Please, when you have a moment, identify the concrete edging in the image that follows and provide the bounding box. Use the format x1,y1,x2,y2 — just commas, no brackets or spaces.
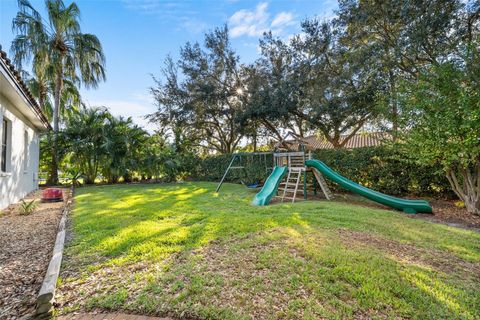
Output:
36,186,74,316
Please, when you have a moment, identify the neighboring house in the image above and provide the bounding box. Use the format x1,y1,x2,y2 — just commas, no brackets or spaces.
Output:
0,48,51,209
284,132,390,151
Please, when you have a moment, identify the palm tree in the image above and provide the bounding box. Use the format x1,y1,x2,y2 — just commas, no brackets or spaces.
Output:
65,107,109,184
11,0,106,184
27,73,81,122
101,115,148,183
26,74,53,118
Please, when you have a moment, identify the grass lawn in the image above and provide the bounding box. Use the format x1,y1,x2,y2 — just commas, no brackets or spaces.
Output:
57,182,480,319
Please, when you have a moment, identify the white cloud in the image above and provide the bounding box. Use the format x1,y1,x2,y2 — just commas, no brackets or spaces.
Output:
122,0,198,18
122,0,208,35
271,12,295,27
180,17,210,35
229,2,270,38
130,92,155,104
121,0,165,14
310,0,338,22
85,96,158,132
228,2,296,38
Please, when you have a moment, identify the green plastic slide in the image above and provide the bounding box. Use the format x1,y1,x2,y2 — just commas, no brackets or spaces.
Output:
306,159,432,214
252,166,288,206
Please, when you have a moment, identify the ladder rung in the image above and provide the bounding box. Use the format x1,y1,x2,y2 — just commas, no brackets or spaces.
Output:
279,188,314,193
229,166,244,169
282,196,304,200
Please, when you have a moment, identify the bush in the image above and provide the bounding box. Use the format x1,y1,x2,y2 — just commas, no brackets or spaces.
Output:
314,146,451,197
196,153,274,186
195,147,452,197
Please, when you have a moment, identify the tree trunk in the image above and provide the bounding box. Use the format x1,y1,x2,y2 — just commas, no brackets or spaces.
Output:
38,86,46,114
48,64,63,185
252,126,257,152
331,130,342,149
445,163,480,215
389,70,398,140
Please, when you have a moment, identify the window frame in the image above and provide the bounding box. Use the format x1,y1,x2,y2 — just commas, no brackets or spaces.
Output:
24,130,29,172
1,118,8,173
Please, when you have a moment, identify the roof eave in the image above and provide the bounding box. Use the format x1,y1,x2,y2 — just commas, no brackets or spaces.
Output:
0,47,52,131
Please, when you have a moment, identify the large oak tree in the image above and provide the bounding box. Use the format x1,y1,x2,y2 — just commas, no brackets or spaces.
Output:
149,25,247,154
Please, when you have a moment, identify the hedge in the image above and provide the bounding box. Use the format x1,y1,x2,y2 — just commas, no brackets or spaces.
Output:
196,153,273,186
194,146,452,197
313,147,451,197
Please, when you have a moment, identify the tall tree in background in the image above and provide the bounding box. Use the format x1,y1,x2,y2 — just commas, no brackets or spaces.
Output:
27,76,81,122
240,18,381,149
101,115,148,183
396,1,480,214
292,18,382,148
11,0,106,184
239,33,312,143
149,25,246,154
64,107,109,184
338,0,463,135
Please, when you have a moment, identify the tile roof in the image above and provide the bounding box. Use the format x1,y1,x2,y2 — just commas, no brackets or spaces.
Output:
0,45,51,130
287,132,390,150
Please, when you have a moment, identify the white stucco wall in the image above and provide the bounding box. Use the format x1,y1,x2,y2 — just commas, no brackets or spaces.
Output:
0,93,40,210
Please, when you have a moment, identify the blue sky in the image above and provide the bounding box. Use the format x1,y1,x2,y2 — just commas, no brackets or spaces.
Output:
0,0,337,131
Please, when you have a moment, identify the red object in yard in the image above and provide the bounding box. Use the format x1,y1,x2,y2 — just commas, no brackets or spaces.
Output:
41,188,63,202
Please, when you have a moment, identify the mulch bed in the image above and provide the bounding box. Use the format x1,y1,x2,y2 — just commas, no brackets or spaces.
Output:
0,188,68,319
411,198,480,230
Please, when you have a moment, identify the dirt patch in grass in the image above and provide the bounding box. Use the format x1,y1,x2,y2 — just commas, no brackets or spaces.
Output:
57,228,479,319
269,192,480,231
57,232,341,319
152,233,331,319
154,230,479,319
336,228,480,279
0,188,68,319
332,193,480,231
57,259,153,315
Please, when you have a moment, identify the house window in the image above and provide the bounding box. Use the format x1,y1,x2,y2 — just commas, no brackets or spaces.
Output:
1,119,8,172
24,130,29,171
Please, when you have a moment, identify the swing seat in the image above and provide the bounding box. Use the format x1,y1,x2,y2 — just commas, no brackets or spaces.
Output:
216,152,272,192
240,180,263,189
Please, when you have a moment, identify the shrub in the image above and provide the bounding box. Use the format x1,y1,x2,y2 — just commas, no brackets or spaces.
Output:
314,146,451,197
196,153,273,186
19,199,37,215
195,147,452,197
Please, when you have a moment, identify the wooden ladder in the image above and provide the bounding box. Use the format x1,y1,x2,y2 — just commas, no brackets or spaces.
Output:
312,169,333,200
281,168,303,203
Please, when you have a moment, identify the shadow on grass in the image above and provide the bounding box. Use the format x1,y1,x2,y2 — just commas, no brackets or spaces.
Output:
68,183,480,268
59,182,480,319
